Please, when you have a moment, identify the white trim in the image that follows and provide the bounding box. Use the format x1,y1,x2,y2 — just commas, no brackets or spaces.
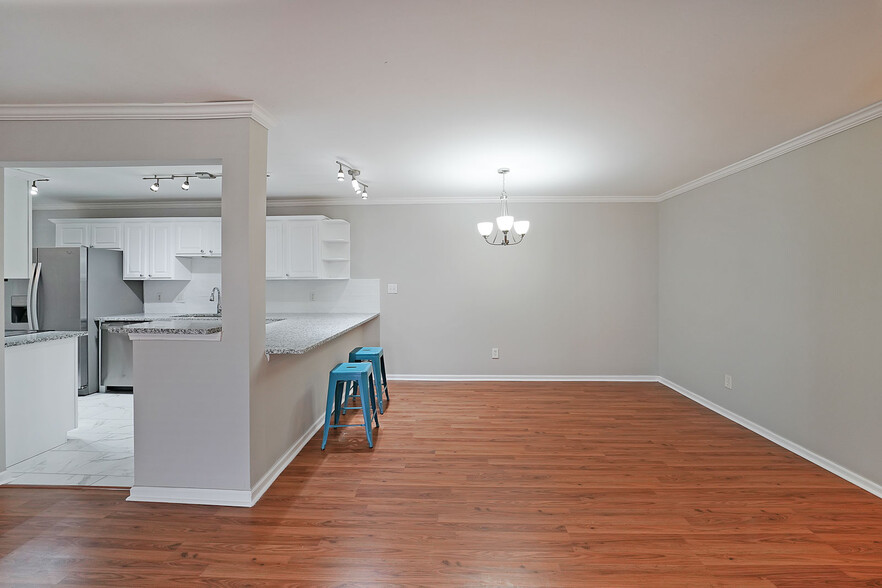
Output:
656,99,882,201
127,485,253,507
658,377,882,500
33,199,223,211
387,374,658,382
0,101,276,129
0,470,21,485
250,415,324,506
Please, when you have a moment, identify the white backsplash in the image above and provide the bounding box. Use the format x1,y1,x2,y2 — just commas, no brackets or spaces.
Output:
266,279,379,314
144,261,379,315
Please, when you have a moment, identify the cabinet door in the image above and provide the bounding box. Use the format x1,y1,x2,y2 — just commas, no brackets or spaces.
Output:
266,220,285,278
56,223,91,247
91,223,122,249
206,219,221,256
123,223,148,279
284,220,319,278
175,222,208,256
4,175,30,279
148,222,174,278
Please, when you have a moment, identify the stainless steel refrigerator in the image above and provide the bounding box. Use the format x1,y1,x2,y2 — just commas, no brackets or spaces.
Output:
26,247,144,395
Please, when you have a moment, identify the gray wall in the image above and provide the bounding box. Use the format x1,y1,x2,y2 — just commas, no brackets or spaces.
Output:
269,201,659,377
659,115,882,485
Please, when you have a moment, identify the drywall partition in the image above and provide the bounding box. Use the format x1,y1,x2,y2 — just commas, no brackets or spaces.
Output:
267,201,660,378
0,170,6,476
658,115,882,490
0,107,269,502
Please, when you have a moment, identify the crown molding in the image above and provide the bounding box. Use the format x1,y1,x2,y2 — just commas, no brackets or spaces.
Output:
0,101,276,129
266,195,657,207
656,99,882,202
31,199,222,211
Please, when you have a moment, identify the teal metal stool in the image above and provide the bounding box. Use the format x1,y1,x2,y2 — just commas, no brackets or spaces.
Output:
321,362,379,450
345,346,390,414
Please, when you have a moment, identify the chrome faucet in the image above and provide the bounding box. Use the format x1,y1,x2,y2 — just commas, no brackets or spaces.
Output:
209,287,222,315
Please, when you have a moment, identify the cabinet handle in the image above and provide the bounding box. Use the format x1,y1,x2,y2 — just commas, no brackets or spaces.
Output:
209,250,213,254
140,273,144,277
201,249,205,253
286,273,290,277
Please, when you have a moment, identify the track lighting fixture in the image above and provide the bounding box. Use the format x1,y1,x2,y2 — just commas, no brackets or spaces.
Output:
143,171,222,193
28,178,49,195
334,161,371,200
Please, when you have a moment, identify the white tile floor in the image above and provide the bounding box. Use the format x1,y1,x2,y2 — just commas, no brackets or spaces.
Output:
3,393,133,487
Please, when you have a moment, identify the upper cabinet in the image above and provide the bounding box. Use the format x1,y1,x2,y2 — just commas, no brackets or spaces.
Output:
53,219,122,250
3,173,31,279
175,220,221,257
122,221,191,280
266,216,350,280
52,215,349,281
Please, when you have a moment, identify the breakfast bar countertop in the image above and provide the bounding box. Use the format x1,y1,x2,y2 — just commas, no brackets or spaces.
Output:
4,331,87,348
265,313,379,355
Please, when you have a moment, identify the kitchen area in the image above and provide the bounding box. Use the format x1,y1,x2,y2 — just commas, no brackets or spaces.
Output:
3,164,379,492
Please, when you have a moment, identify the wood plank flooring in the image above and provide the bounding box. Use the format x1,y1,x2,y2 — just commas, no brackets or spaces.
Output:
2,381,882,586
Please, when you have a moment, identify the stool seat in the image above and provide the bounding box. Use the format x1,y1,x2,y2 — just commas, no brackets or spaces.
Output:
321,362,379,450
346,346,390,414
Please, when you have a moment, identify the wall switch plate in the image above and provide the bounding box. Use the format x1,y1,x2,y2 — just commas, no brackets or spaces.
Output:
387,283,398,294
309,291,317,301
491,347,499,359
724,374,733,390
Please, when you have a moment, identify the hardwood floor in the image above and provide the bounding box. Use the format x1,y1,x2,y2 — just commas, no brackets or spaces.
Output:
2,381,882,586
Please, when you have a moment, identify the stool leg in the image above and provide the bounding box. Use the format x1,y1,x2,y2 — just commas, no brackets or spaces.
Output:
333,381,345,425
371,357,385,414
358,373,374,447
380,355,390,403
369,371,380,428
340,382,350,415
322,377,337,450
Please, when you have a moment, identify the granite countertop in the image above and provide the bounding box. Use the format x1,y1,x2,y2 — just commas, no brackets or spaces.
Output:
265,313,378,355
5,331,87,348
98,312,219,322
121,319,223,336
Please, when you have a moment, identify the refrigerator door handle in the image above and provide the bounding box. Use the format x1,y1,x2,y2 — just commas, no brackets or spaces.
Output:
29,262,42,331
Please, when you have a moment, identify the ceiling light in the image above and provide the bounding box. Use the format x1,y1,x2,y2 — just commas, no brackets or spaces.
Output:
150,177,160,192
477,168,529,246
181,177,190,191
28,179,49,196
361,186,368,199
334,161,370,201
337,163,345,182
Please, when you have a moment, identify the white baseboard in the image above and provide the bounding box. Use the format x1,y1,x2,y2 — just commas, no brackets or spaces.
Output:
0,470,21,485
387,374,658,382
127,485,252,507
249,414,324,506
658,377,882,500
126,415,324,508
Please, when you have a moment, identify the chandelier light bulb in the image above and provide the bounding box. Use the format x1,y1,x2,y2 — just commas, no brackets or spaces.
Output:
513,220,530,235
477,222,494,237
337,164,345,181
351,178,360,191
496,215,514,232
150,179,160,192
181,177,190,191
29,181,38,196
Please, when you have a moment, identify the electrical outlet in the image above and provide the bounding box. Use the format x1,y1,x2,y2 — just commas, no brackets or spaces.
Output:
157,293,162,302
724,374,733,390
387,283,398,294
491,347,499,359
309,291,317,302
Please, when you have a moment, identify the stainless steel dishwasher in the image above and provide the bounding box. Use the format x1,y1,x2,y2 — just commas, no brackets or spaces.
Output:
98,319,139,392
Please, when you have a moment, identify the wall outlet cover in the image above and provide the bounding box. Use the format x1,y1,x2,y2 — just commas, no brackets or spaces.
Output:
387,283,398,294
724,374,733,390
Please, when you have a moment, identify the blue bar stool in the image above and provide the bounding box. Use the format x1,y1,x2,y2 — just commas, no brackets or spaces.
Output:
322,362,379,450
347,346,390,414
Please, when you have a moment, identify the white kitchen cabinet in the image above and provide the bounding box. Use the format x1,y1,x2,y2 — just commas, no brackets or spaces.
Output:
53,219,122,249
123,221,191,280
90,222,123,249
3,173,31,279
175,220,221,257
266,220,286,278
284,220,319,278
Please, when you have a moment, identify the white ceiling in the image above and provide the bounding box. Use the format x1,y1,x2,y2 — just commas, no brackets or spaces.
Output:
1,0,881,205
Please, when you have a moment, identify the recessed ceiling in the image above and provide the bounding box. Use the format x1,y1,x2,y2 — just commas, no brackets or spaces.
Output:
1,0,881,204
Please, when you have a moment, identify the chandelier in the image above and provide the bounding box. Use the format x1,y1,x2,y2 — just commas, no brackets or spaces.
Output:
477,168,530,246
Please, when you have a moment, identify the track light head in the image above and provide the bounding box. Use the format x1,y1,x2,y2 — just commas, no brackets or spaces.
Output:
150,178,160,192
181,177,190,191
337,163,345,182
30,181,38,196
361,187,368,200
